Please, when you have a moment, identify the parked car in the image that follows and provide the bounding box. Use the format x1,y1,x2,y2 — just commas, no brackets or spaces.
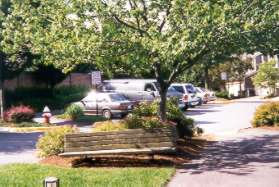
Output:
170,83,200,109
75,92,134,119
102,79,160,102
206,89,217,101
195,87,209,105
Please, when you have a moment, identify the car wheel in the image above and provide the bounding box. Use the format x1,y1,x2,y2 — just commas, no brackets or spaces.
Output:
102,109,112,119
182,105,188,111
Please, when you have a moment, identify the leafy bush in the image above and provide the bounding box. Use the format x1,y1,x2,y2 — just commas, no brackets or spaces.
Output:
5,86,89,111
132,101,158,117
36,126,77,157
165,99,198,138
215,91,230,99
4,105,35,123
124,115,164,129
65,104,84,120
131,98,198,137
93,121,127,132
252,102,279,127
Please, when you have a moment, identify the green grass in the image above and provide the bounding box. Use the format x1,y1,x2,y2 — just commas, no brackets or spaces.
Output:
0,164,174,187
56,114,105,124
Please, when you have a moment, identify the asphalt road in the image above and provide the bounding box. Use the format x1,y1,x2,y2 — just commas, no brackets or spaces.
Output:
168,97,279,187
0,132,41,165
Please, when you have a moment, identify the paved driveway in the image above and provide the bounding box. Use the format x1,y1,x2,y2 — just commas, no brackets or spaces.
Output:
0,132,41,165
169,97,279,187
187,97,264,135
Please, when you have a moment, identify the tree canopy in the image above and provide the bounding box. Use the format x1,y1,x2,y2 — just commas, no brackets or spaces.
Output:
253,60,279,95
2,0,279,120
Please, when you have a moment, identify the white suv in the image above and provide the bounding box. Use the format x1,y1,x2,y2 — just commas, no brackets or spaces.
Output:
170,83,200,109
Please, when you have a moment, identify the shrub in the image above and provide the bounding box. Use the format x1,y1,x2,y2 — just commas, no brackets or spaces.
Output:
4,105,35,123
124,115,164,129
252,102,279,127
215,91,230,99
93,121,127,132
132,101,158,117
65,104,84,120
36,126,77,157
5,86,90,111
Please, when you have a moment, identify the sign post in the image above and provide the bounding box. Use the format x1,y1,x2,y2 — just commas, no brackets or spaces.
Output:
91,71,102,90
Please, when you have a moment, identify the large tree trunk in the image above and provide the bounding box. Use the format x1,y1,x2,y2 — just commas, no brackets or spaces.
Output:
159,88,167,121
0,81,4,119
0,56,4,119
204,66,209,89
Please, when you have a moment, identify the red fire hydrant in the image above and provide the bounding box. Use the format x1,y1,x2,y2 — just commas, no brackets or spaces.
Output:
42,106,52,124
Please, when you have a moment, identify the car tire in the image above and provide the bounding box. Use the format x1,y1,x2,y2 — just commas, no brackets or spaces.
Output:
182,105,188,111
102,109,112,119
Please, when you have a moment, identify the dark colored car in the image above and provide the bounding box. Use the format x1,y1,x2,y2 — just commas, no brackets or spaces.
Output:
75,92,134,119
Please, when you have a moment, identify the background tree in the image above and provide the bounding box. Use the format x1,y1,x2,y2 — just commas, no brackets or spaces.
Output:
253,60,279,96
3,0,279,120
0,0,36,118
32,64,67,89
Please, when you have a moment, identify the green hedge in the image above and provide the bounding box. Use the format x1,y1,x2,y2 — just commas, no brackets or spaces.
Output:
252,102,279,127
5,86,90,112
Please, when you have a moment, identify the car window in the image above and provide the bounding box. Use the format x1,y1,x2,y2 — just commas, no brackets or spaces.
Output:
195,88,201,93
168,87,177,92
145,83,156,92
96,95,109,102
185,85,196,94
82,93,96,102
172,86,185,93
109,94,128,101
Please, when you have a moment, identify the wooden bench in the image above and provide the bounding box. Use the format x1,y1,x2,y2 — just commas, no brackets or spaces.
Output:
59,127,177,157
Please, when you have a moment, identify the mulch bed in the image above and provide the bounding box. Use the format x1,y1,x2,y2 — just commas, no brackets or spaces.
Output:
40,138,211,168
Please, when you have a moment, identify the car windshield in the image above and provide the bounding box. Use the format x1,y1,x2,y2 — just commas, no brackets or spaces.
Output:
186,85,196,94
168,87,177,92
109,94,128,101
201,88,207,92
195,87,202,93
172,86,185,93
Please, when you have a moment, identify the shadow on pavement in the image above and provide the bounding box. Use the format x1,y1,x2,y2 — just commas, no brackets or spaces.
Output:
179,134,279,176
0,132,42,153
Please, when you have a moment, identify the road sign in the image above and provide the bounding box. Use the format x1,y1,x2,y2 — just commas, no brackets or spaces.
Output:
91,71,102,85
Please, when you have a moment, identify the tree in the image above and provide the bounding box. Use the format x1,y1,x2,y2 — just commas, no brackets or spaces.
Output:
32,64,67,89
253,60,279,96
0,0,36,118
3,1,279,120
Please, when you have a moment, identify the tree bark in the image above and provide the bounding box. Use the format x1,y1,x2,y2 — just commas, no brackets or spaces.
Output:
153,61,169,121
0,54,4,119
159,88,167,121
204,66,209,89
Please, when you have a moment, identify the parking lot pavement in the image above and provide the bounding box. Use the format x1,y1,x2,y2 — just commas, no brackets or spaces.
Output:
168,129,279,187
0,132,41,165
168,97,279,187
186,97,265,136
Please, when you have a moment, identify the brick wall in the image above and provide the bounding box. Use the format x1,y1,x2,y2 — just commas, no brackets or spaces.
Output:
4,73,92,90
